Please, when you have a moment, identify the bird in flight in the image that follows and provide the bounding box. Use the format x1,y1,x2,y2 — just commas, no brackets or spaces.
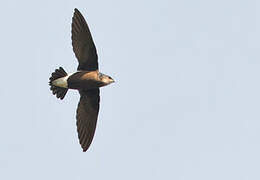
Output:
49,8,114,152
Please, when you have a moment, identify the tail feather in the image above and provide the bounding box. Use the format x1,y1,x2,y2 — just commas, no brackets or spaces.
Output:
49,67,68,100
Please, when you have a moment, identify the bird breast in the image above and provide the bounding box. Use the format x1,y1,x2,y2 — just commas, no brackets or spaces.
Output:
67,71,104,90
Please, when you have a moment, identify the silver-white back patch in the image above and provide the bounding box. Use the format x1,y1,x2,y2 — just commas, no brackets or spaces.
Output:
52,73,73,88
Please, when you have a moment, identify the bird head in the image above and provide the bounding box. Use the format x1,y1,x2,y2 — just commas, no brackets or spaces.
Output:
98,72,115,85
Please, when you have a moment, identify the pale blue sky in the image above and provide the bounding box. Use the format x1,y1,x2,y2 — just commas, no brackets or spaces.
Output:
0,0,260,179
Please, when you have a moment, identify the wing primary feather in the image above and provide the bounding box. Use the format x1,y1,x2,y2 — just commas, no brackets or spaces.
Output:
71,8,98,71
72,19,81,32
75,89,100,152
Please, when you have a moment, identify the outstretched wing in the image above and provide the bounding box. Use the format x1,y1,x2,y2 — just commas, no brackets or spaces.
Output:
71,8,98,71
76,89,100,152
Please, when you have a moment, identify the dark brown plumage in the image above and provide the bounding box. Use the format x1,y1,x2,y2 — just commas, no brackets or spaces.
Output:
72,8,98,71
49,67,68,100
49,8,114,152
76,89,100,152
72,8,100,151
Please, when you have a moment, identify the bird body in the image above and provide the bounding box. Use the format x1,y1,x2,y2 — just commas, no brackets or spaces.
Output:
52,70,114,90
49,8,114,152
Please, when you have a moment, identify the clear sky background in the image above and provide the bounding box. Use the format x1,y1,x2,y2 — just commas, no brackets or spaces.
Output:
0,0,260,179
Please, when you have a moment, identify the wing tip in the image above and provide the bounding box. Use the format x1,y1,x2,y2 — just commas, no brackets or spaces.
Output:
81,143,90,152
74,8,81,15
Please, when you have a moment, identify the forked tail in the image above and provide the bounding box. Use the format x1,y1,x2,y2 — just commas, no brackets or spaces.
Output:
49,67,68,100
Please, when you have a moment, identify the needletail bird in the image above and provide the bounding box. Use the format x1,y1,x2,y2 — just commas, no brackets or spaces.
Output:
49,8,114,152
